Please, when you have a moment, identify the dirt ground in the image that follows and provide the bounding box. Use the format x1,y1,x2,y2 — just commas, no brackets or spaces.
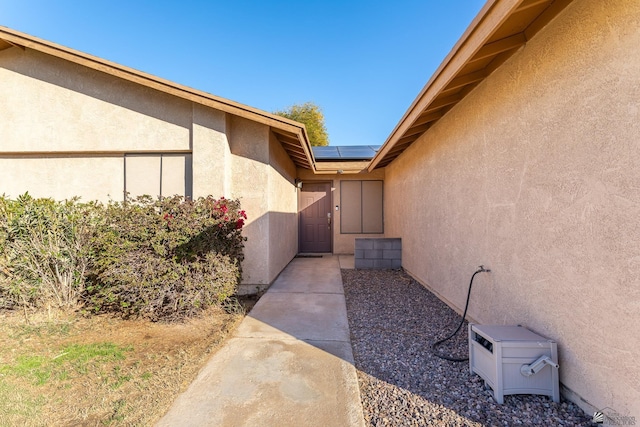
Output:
0,296,258,426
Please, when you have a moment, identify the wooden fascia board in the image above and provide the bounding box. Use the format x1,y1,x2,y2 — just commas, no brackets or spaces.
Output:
368,0,523,171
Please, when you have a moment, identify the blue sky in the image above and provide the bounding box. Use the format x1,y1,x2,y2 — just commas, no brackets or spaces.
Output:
2,0,485,146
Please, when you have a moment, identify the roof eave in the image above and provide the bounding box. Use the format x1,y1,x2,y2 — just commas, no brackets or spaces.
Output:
368,0,574,171
0,26,316,170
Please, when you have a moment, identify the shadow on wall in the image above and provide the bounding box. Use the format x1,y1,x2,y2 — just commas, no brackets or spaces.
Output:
236,210,298,288
1,47,192,129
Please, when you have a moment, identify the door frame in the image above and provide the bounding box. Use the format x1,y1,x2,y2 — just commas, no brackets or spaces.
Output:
297,180,333,253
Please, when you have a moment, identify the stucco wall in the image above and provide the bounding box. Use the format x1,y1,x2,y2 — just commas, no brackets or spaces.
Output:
227,116,269,288
192,105,230,198
0,45,301,292
297,168,386,254
267,132,298,282
226,119,298,291
0,48,191,153
384,0,639,415
0,47,193,202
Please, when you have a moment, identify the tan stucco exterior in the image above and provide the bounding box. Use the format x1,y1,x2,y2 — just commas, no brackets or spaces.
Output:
384,0,639,415
2,0,638,415
0,49,192,154
267,132,299,281
0,43,299,291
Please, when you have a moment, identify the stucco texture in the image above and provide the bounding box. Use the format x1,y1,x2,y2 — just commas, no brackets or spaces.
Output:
384,0,639,416
0,46,299,292
227,117,298,290
0,49,192,153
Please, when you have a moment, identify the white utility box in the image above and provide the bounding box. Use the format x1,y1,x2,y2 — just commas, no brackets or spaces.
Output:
469,324,560,404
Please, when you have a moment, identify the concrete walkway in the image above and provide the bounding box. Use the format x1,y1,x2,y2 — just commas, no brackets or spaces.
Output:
157,255,365,427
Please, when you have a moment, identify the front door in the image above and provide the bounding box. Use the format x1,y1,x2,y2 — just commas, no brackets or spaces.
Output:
298,182,332,253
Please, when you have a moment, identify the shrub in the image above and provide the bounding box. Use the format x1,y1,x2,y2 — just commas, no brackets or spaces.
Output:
0,193,97,311
86,195,246,321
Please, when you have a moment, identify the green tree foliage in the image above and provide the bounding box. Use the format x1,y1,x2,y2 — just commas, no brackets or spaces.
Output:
274,102,330,146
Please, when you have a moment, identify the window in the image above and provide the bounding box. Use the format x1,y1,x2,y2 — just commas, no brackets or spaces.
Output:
340,180,383,234
124,154,192,199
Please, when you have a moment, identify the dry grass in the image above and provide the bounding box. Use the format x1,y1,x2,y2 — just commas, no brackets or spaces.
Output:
0,299,254,426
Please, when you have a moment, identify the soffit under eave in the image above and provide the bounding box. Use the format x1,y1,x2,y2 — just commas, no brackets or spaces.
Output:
271,128,316,170
368,0,574,171
0,39,15,51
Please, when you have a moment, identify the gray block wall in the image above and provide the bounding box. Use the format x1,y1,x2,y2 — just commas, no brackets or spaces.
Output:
354,238,402,269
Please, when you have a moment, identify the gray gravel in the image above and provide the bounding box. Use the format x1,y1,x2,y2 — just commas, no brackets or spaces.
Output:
341,269,592,427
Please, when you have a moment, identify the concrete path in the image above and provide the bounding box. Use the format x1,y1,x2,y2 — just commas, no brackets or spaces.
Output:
157,255,365,427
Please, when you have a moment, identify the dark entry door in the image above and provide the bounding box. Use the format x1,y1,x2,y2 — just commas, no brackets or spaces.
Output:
299,182,332,253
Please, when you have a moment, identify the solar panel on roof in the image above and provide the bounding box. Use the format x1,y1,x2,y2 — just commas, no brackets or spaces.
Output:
312,146,339,156
312,145,380,160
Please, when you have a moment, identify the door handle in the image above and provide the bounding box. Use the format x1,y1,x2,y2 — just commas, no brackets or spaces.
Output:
327,212,331,228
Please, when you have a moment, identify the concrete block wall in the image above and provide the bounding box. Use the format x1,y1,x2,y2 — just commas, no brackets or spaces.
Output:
354,238,402,269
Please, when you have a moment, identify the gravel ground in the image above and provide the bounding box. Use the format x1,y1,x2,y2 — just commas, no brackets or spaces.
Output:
341,269,592,427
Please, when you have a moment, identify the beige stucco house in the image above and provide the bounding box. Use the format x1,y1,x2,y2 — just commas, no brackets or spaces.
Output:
0,25,386,294
1,0,638,418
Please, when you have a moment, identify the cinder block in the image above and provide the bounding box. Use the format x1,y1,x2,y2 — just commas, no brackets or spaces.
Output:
374,259,393,269
365,249,383,259
383,249,402,260
355,238,374,250
355,258,374,269
374,240,395,250
391,259,402,269
392,239,402,250
354,249,365,259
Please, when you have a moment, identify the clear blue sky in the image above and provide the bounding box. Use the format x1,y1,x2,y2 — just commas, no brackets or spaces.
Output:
2,0,485,146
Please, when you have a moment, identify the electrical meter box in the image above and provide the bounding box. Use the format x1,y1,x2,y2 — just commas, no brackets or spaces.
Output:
469,324,560,404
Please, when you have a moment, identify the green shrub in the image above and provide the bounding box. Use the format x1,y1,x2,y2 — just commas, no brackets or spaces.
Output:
86,195,246,321
0,193,97,310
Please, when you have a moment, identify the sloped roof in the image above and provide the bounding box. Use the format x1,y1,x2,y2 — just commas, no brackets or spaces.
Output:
369,0,574,170
0,26,316,170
